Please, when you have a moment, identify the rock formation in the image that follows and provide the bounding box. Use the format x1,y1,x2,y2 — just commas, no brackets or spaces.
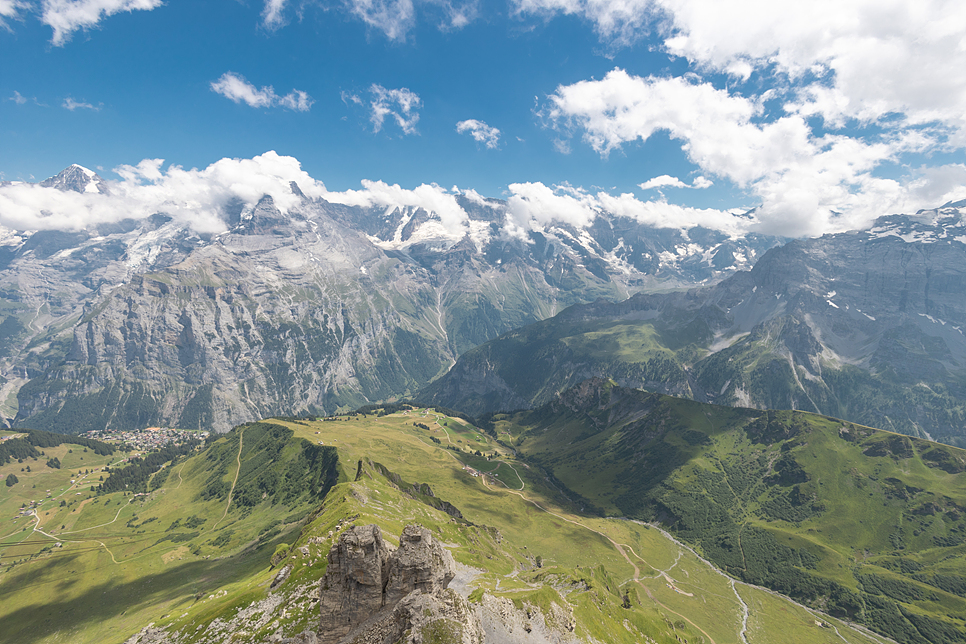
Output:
317,524,481,644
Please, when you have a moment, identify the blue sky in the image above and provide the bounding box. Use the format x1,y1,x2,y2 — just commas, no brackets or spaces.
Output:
1,0,966,238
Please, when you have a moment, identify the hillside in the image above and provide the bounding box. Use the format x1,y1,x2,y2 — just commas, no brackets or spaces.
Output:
0,410,894,644
423,203,966,446
491,379,966,644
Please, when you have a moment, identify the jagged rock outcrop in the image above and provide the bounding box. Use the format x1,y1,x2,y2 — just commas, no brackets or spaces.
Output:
317,524,481,644
318,524,393,640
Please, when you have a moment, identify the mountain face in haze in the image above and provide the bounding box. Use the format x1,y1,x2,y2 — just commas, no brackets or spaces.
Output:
423,203,966,446
0,166,778,433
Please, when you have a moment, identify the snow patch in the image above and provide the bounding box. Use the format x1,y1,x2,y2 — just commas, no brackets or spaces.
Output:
918,313,946,326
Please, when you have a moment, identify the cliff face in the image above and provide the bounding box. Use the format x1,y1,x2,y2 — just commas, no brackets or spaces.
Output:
317,524,481,644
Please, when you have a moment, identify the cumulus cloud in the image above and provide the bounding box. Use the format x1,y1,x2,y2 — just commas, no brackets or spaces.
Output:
456,119,501,149
3,151,963,244
692,176,713,189
210,72,314,112
62,97,99,111
369,84,421,134
42,0,164,46
9,91,27,105
517,1,966,140
503,181,754,239
639,174,712,190
0,152,329,235
326,179,469,234
543,68,955,236
639,175,687,190
659,0,966,137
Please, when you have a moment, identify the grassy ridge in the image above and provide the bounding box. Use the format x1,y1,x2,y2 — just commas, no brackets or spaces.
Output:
0,423,341,644
2,408,890,644
495,379,966,644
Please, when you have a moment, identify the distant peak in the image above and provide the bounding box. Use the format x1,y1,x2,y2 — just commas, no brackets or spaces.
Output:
40,164,107,195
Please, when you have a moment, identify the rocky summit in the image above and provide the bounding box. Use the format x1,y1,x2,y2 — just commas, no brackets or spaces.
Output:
316,523,480,644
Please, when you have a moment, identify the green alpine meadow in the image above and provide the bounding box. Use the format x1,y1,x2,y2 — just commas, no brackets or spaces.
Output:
2,407,938,644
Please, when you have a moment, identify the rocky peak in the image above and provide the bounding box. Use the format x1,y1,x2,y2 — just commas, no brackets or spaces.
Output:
40,164,108,194
318,523,480,644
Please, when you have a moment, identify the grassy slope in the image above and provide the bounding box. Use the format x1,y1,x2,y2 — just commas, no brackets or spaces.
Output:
1,410,887,644
0,423,338,644
495,381,966,644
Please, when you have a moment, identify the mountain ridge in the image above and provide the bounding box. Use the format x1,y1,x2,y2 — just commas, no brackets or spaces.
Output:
0,166,780,433
423,204,966,445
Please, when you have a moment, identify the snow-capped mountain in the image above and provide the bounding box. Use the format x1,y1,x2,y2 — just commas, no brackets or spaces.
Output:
0,166,780,433
38,164,110,194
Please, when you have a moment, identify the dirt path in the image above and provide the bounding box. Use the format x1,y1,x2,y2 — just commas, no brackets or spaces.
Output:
495,460,525,490
173,460,187,489
60,497,134,535
210,428,244,533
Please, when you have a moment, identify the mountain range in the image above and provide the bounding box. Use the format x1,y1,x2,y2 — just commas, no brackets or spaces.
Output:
424,201,966,446
0,165,778,434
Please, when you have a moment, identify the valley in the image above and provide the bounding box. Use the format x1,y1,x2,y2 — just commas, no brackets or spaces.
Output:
0,407,912,644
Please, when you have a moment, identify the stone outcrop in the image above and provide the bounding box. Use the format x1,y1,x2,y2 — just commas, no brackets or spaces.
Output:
318,524,392,641
318,524,481,644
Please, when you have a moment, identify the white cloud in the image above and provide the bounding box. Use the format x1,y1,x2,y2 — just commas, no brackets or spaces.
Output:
639,174,713,189
344,0,477,40
543,68,950,236
639,175,687,190
0,0,28,30
658,0,966,138
9,91,27,105
430,0,479,30
278,90,313,112
456,119,501,149
505,181,599,237
692,175,713,189
369,84,421,134
210,72,314,112
503,180,753,239
42,0,164,46
348,0,416,41
512,0,653,48
326,179,469,234
0,152,330,235
62,97,99,111
262,0,287,29
515,1,966,142
3,151,962,246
